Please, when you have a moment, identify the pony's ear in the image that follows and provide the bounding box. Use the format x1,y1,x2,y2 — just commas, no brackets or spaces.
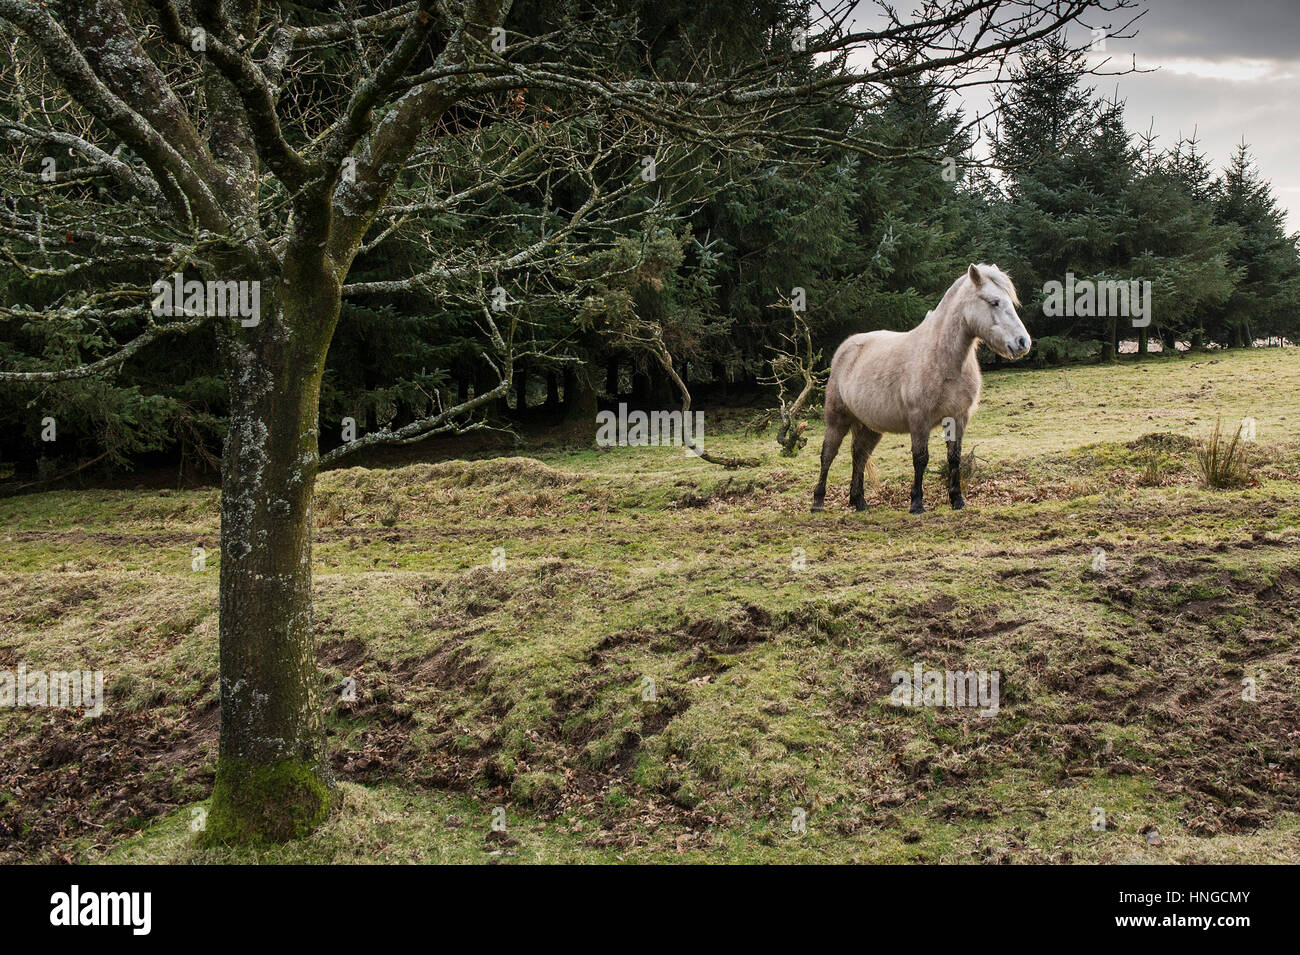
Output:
968,263,983,287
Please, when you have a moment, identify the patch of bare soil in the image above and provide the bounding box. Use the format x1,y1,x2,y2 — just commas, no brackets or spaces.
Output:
7,529,197,548
0,704,217,863
867,544,1300,834
671,473,799,509
320,600,782,849
0,578,102,628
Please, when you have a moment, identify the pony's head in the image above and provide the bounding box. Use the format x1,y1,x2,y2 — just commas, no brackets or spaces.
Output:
961,264,1031,360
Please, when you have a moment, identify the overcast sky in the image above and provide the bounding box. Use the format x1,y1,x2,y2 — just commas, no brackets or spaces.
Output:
1081,0,1300,230
848,1,1300,231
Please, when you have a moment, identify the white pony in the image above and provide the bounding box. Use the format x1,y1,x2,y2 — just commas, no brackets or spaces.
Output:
812,264,1031,514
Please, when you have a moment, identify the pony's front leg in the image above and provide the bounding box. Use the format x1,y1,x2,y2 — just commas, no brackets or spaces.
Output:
944,418,966,509
908,426,929,514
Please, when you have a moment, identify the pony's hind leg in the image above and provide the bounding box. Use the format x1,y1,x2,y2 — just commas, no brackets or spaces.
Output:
849,425,881,512
811,414,852,512
908,424,930,514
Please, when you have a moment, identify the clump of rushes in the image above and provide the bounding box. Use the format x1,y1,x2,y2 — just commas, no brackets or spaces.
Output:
1196,419,1252,489
1138,451,1167,487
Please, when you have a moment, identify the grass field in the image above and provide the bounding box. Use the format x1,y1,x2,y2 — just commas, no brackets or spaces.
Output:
2,347,1299,864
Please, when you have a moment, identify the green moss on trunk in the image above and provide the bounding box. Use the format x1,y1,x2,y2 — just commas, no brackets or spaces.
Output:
201,757,335,845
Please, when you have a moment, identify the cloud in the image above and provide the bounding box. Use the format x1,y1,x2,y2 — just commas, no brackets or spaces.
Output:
1080,1,1300,228
1114,0,1300,62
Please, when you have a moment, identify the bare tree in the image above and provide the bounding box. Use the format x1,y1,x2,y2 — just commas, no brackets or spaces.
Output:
0,0,1130,841
759,308,828,457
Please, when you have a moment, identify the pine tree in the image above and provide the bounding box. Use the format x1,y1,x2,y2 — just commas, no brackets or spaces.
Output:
1213,142,1300,347
1125,131,1237,354
990,41,1141,361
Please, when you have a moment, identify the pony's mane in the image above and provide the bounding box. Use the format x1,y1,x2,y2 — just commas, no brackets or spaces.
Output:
932,263,1020,319
972,263,1020,307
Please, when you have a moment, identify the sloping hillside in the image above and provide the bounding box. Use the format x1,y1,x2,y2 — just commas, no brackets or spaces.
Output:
2,348,1298,863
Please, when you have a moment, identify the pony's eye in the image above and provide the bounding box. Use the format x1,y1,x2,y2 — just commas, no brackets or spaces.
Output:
989,299,1000,308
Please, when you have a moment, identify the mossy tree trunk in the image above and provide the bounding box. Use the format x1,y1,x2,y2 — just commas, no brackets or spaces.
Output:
205,257,342,843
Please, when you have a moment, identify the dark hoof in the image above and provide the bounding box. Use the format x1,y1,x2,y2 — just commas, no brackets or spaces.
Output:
950,497,965,510
850,498,867,512
909,503,925,515
810,503,825,513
